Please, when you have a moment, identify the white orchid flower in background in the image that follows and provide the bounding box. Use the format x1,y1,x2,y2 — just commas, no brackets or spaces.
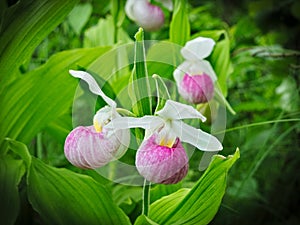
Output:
174,37,217,104
64,70,130,169
125,0,171,31
105,100,223,184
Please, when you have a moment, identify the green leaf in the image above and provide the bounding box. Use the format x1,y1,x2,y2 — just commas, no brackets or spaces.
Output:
0,46,111,150
27,157,131,225
150,182,182,203
84,16,115,47
149,149,240,225
134,215,159,225
0,155,26,225
68,3,93,36
111,0,126,27
129,28,152,117
0,0,78,90
5,138,32,169
210,32,233,97
169,0,190,45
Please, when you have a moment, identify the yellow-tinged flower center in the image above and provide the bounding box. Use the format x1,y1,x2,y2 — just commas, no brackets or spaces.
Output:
159,136,176,148
94,120,102,133
157,121,177,148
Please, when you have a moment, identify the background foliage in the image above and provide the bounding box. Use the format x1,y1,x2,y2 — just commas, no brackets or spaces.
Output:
0,0,299,224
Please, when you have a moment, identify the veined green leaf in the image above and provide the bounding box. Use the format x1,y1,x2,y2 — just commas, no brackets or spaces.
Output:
68,3,92,36
0,0,78,90
0,155,26,225
111,0,126,27
27,157,131,225
84,16,115,47
149,149,240,225
0,46,111,151
129,28,152,117
169,0,190,45
6,138,32,169
134,215,159,225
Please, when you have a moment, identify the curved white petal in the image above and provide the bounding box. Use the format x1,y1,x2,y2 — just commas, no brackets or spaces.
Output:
172,121,223,151
173,66,184,88
125,0,137,20
156,100,206,122
181,37,215,61
174,60,217,82
197,60,217,82
69,70,116,108
104,116,164,134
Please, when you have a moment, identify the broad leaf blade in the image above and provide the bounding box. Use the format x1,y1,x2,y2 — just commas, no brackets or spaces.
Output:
0,0,78,89
0,156,26,225
130,28,152,117
0,46,111,150
169,0,190,45
28,157,131,225
134,215,159,225
149,149,240,225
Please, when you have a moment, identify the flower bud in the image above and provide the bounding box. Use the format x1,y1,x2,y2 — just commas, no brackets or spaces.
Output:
125,0,165,31
64,126,130,169
178,73,214,104
136,133,188,184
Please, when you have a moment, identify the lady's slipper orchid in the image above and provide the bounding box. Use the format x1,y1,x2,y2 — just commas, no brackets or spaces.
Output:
64,70,130,169
174,37,217,104
106,100,222,184
125,0,165,31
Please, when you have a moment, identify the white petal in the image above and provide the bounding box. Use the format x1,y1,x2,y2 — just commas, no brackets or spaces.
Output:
173,66,184,88
125,0,137,20
69,70,116,108
198,60,217,82
181,37,215,61
172,121,223,151
156,100,206,122
174,60,217,82
104,116,164,134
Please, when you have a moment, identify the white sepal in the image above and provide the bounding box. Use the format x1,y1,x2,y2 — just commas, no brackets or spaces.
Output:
172,120,222,151
181,37,215,61
69,70,116,108
104,116,164,136
156,100,206,122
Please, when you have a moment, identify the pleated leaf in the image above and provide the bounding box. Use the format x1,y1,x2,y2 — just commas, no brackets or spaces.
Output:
27,157,131,225
0,156,26,225
129,28,152,117
0,46,111,151
169,0,190,45
0,0,78,89
149,149,240,225
5,138,131,225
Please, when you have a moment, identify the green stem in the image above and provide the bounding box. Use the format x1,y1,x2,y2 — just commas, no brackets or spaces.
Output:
37,132,43,159
213,118,300,135
142,179,151,216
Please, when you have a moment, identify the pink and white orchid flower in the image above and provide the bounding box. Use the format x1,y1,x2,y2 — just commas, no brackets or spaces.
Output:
64,70,130,169
125,0,168,31
174,37,217,104
106,100,222,184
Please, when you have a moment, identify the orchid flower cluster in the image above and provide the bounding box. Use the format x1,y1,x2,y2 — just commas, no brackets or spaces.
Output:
64,37,222,184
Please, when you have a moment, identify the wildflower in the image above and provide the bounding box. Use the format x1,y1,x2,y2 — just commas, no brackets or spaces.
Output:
106,100,222,184
125,0,166,31
64,70,130,169
174,37,217,104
